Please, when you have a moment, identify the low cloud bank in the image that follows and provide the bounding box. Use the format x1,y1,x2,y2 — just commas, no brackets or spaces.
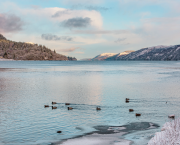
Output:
41,34,73,41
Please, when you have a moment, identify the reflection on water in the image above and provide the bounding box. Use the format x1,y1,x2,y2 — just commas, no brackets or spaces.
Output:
0,61,180,144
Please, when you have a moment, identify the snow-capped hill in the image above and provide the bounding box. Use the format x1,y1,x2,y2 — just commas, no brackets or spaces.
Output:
100,53,117,56
92,53,118,60
117,50,135,57
147,45,170,49
116,45,180,60
105,50,134,60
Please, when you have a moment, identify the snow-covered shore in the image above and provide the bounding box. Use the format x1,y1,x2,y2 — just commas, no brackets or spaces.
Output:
148,118,180,145
0,58,14,61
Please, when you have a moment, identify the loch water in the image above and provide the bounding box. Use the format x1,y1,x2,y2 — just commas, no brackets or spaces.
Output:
0,61,180,145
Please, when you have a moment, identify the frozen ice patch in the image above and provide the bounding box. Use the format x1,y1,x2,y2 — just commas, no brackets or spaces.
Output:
60,133,131,145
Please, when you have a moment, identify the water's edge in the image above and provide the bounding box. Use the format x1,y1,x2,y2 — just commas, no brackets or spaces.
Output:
53,122,159,145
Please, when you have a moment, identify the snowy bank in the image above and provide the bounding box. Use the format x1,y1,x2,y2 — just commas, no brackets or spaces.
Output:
0,58,14,61
148,118,180,145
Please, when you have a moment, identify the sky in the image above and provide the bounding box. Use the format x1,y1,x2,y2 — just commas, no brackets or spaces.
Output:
0,0,180,60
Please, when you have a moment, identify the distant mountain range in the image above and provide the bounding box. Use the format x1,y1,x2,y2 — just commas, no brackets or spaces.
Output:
0,34,77,61
83,45,180,61
115,45,180,61
82,51,134,61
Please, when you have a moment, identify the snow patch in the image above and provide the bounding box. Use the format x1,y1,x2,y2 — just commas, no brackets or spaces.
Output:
176,47,180,51
26,42,34,44
147,45,170,50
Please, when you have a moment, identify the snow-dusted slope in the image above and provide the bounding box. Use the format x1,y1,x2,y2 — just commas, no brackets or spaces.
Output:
117,51,135,57
92,53,118,60
148,118,180,145
105,50,134,60
116,45,180,61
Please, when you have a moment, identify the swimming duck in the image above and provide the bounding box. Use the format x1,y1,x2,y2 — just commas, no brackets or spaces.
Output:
168,114,175,119
136,113,141,117
129,109,134,112
96,107,101,110
52,102,57,104
52,106,57,109
65,103,70,105
68,107,73,110
126,98,129,103
44,105,49,108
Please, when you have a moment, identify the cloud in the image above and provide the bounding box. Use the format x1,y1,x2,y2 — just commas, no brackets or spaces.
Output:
72,30,129,34
114,38,126,43
62,0,103,5
0,2,103,30
41,34,73,41
71,4,109,11
59,47,80,52
52,10,71,18
0,13,23,33
62,17,92,28
86,5,109,11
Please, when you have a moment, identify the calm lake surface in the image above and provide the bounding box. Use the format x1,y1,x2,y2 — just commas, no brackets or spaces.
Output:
0,61,180,145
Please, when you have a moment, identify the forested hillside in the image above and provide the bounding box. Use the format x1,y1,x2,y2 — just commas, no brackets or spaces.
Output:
0,34,77,61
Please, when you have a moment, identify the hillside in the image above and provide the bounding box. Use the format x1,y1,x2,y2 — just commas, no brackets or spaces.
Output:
92,53,118,61
0,34,77,61
105,50,135,60
116,45,180,61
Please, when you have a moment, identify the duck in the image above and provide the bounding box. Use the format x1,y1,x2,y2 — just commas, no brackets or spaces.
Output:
136,113,141,117
65,103,70,105
44,105,49,108
68,107,73,110
57,131,62,133
52,106,57,109
168,114,175,119
96,107,101,110
129,109,134,112
52,102,57,104
125,98,130,103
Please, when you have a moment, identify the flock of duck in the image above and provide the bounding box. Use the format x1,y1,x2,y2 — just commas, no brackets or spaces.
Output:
126,98,141,117
126,98,175,119
44,102,101,111
44,98,175,134
44,98,143,134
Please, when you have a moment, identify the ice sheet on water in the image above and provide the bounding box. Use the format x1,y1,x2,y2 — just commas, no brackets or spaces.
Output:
60,132,131,145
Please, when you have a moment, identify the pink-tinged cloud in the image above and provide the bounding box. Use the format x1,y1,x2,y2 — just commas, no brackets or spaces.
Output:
59,47,81,52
